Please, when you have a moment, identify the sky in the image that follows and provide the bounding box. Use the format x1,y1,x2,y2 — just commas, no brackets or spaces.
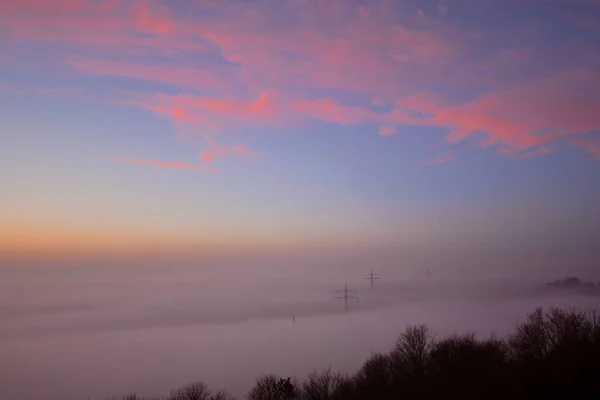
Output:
1,0,599,259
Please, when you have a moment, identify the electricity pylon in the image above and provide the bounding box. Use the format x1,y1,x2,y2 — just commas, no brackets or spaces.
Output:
335,283,359,311
366,269,379,289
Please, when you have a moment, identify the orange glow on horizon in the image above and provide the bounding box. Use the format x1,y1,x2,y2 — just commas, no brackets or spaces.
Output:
0,222,378,259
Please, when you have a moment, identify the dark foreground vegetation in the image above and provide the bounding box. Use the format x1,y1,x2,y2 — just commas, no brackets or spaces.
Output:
105,307,600,400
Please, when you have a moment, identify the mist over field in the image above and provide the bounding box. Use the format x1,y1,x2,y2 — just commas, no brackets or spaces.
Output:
2,243,599,400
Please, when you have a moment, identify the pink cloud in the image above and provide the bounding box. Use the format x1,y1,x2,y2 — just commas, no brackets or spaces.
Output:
68,59,226,91
396,92,445,114
200,153,213,164
131,2,174,35
2,1,205,56
0,83,82,101
500,146,554,159
3,0,599,165
570,136,600,160
198,92,279,119
199,141,258,164
112,90,266,165
17,29,206,55
232,145,258,157
378,126,397,136
430,69,600,152
389,26,452,63
116,63,600,162
184,2,455,94
0,0,122,14
371,98,389,106
113,89,284,146
290,95,420,132
103,155,217,172
136,92,282,126
199,139,229,164
478,48,531,72
422,153,454,166
3,0,454,121
287,67,600,158
2,0,455,98
292,98,379,125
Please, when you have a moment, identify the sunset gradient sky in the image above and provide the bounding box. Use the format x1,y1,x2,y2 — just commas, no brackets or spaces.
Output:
1,0,599,257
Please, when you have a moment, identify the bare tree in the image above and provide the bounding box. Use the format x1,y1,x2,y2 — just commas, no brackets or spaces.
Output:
302,368,346,400
169,382,212,400
393,325,434,373
211,390,236,400
247,375,299,400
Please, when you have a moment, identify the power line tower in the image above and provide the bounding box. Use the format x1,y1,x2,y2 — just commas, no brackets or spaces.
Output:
335,283,359,311
366,269,379,289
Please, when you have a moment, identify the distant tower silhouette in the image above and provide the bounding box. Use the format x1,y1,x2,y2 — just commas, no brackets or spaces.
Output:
425,269,431,279
460,267,464,278
335,283,359,311
366,269,379,289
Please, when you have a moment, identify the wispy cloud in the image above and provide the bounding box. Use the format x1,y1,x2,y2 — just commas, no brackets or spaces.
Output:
570,136,600,160
378,126,397,137
103,155,218,172
68,59,230,92
199,140,260,165
282,185,341,195
501,146,554,159
436,69,600,151
2,0,599,165
422,153,455,166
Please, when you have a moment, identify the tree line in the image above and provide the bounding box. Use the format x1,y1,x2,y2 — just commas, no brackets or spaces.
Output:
104,307,600,400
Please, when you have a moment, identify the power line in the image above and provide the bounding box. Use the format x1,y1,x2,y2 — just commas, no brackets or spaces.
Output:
334,282,359,311
365,269,379,289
